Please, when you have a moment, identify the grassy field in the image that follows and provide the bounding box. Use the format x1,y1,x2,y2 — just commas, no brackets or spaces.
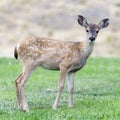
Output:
0,57,120,120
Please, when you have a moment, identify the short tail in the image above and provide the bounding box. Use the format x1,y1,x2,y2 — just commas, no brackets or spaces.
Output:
14,46,18,59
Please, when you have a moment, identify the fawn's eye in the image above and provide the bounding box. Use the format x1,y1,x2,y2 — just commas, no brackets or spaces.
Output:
86,30,89,32
96,30,99,33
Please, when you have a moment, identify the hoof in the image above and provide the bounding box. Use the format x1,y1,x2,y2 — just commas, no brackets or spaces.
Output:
18,105,22,110
23,106,29,112
52,105,58,110
68,104,73,108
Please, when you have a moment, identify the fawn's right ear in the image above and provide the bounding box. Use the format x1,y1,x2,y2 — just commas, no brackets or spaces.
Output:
78,15,88,27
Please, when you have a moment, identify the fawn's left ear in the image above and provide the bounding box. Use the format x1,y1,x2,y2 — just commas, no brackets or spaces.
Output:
98,18,109,29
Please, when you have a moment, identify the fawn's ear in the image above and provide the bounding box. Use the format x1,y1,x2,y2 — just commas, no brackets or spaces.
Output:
78,15,88,27
98,18,109,29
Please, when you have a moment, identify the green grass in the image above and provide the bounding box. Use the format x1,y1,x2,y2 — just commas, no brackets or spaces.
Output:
0,57,120,120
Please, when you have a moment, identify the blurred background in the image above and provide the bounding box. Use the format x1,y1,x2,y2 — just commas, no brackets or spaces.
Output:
0,0,119,57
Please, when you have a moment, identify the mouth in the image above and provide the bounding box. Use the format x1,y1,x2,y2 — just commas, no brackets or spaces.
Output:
89,39,95,42
88,39,95,44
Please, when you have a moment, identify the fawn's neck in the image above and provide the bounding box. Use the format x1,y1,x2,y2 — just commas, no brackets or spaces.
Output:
83,39,94,59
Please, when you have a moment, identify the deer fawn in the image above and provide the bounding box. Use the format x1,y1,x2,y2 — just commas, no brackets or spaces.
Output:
14,15,109,112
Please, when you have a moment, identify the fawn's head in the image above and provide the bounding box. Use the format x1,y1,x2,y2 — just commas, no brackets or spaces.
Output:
78,15,109,42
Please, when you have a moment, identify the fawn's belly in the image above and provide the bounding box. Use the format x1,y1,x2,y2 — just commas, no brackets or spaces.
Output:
40,60,60,70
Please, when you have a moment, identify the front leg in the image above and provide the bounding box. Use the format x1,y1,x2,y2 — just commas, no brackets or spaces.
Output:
52,66,67,110
67,72,75,107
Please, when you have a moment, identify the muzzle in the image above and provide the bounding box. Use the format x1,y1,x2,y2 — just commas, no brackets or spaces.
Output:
89,37,95,42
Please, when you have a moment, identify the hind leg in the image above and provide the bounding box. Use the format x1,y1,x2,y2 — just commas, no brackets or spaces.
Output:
15,64,37,112
15,73,23,109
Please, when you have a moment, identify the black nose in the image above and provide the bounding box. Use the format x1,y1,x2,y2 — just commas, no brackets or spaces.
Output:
89,37,95,41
